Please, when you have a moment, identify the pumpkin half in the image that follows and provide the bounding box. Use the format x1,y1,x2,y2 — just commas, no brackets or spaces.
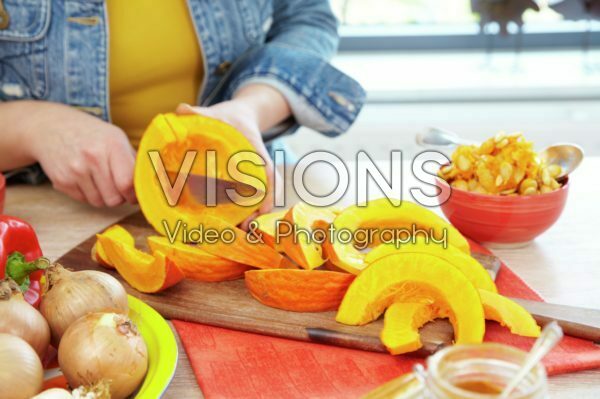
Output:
323,198,470,274
135,113,268,240
365,238,497,293
147,236,251,282
245,269,355,312
336,252,485,345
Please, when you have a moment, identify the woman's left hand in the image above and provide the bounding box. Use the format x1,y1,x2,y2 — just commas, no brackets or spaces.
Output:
176,99,282,229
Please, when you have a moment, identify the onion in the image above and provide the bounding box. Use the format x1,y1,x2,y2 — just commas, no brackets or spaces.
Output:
0,278,50,358
32,382,111,399
40,265,129,345
0,333,44,399
58,312,148,399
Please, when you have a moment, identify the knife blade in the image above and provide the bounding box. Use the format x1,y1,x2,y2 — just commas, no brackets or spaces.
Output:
178,172,265,206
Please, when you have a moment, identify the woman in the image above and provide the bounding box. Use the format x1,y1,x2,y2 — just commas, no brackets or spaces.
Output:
0,0,365,213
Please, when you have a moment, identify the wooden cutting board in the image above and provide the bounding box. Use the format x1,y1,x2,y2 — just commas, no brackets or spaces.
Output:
57,212,501,355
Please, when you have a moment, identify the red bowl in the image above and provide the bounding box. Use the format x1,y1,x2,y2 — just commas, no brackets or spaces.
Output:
436,176,569,248
0,173,5,214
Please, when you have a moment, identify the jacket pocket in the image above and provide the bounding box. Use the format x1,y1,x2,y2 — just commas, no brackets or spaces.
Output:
0,0,51,100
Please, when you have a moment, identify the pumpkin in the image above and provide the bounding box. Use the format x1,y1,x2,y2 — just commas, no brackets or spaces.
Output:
147,236,251,282
336,253,485,345
479,289,541,337
380,302,434,355
245,269,355,312
323,198,470,274
92,225,135,269
134,113,268,241
365,238,497,293
96,233,185,293
195,215,286,269
252,209,288,251
280,203,337,270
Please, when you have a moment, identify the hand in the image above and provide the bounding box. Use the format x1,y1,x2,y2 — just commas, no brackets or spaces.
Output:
25,103,137,207
176,100,282,228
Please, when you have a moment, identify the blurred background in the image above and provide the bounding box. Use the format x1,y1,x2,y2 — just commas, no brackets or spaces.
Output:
284,0,600,160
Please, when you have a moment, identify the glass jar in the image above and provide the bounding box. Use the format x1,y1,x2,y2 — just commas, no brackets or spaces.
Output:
371,343,548,399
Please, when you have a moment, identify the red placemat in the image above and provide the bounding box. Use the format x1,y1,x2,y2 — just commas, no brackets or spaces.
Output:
173,243,600,399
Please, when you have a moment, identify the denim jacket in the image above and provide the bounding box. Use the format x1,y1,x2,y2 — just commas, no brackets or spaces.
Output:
0,0,365,140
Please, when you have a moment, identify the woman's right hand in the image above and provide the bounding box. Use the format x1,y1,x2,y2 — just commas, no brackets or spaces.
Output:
25,102,137,207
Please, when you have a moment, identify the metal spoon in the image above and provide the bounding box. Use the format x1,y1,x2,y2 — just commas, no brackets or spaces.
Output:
416,128,584,178
498,321,563,399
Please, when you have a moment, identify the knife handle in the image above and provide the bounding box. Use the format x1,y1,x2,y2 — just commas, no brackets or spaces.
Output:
511,298,600,343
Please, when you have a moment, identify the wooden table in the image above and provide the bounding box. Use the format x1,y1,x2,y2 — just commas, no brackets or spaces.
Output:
4,158,600,398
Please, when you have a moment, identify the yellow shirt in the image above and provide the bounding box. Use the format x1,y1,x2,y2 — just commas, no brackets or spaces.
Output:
107,0,204,147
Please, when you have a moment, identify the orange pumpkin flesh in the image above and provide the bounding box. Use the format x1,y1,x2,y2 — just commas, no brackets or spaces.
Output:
336,253,485,345
252,209,287,250
135,113,268,241
196,215,286,269
92,225,135,269
479,289,541,337
324,198,471,274
280,203,337,270
147,236,251,282
365,238,497,293
97,234,185,293
381,302,434,355
245,269,355,312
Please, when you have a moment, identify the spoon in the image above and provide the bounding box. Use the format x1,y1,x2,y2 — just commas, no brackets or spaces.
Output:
416,127,584,178
498,321,563,399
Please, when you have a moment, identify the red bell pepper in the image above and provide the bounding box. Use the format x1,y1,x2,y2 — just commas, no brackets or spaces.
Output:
0,215,49,307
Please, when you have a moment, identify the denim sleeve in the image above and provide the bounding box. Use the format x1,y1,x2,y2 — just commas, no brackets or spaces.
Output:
212,0,366,138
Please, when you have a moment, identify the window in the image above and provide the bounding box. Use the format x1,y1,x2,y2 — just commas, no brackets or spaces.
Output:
332,0,600,51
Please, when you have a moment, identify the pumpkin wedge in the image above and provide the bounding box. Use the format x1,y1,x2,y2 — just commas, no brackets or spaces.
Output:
479,289,541,337
147,236,251,282
92,225,135,269
324,198,470,274
280,203,337,270
197,215,286,269
97,234,185,293
252,209,287,250
336,253,485,345
365,238,497,293
245,269,355,312
381,302,434,355
135,113,268,241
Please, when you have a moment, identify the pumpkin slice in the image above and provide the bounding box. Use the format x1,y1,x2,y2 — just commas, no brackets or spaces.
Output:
365,238,497,293
92,225,135,269
245,269,355,312
479,289,541,337
147,236,251,282
381,302,435,355
135,113,268,241
197,215,286,269
324,198,470,274
336,253,485,345
252,209,288,250
97,234,185,293
280,203,337,270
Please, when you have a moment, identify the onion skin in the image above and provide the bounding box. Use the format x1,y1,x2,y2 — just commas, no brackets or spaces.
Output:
0,278,50,358
0,333,44,399
40,265,129,346
31,388,72,399
59,312,148,399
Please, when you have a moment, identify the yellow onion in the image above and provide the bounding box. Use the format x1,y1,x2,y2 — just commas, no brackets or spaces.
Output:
32,382,111,399
58,312,148,399
0,333,44,399
40,265,129,345
0,278,50,358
